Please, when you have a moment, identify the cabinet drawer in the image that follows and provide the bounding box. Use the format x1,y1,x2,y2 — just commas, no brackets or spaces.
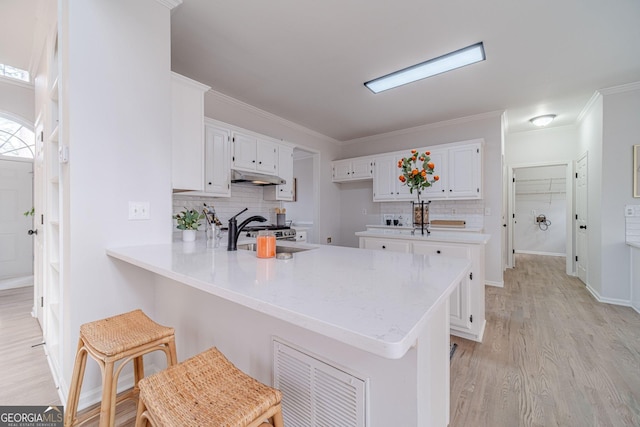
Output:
361,238,410,253
412,242,470,259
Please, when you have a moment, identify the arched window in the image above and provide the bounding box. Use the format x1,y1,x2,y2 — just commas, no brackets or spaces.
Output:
0,115,35,159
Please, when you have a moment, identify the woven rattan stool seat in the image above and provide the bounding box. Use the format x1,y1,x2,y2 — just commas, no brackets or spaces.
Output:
80,309,175,357
136,347,284,427
65,309,177,427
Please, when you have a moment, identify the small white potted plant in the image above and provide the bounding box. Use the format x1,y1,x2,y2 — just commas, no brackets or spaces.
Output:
173,208,204,242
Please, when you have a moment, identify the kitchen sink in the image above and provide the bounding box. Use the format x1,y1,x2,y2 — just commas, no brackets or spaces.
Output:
237,243,314,253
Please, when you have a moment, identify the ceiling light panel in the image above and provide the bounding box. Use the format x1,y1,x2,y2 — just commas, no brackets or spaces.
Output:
365,42,486,94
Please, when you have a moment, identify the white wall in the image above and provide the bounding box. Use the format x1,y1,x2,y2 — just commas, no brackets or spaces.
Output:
599,85,640,302
202,90,343,246
0,78,34,124
506,125,578,165
61,0,174,401
338,114,504,286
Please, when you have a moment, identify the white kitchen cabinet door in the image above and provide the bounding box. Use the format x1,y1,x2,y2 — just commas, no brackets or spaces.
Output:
360,237,411,253
373,155,397,201
257,138,279,174
171,72,210,191
350,157,374,180
412,242,472,330
332,159,352,181
232,132,258,171
419,148,447,200
373,155,413,201
264,145,294,201
204,125,231,197
448,143,481,198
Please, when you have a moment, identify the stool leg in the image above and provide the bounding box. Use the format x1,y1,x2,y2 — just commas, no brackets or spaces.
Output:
134,397,149,427
64,339,88,427
133,356,145,393
98,360,115,427
272,405,284,427
167,339,178,366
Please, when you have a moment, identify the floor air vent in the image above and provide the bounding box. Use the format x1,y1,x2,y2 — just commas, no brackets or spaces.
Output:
273,339,368,427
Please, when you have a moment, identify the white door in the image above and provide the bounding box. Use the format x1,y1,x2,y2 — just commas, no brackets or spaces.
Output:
576,153,588,284
257,139,278,174
448,144,481,198
0,158,33,282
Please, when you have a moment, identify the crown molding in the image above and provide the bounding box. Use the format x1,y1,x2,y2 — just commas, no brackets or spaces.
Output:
598,81,640,96
207,89,340,145
342,110,504,146
154,0,182,10
576,91,602,123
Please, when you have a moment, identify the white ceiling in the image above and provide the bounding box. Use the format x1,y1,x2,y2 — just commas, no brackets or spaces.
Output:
2,1,639,142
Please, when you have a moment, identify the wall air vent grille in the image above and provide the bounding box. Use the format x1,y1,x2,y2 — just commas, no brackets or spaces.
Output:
273,339,368,427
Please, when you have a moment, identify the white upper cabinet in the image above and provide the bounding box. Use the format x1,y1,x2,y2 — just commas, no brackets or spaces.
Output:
419,147,447,199
257,138,278,174
232,131,279,176
332,157,374,182
204,124,231,197
373,154,414,202
171,72,210,191
232,132,258,171
264,145,294,201
371,140,483,202
447,143,482,199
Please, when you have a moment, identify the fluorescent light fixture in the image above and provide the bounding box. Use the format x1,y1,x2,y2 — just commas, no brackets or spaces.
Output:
529,114,556,127
364,42,485,94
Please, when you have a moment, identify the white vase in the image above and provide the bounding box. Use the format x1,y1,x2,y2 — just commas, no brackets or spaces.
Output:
182,229,196,242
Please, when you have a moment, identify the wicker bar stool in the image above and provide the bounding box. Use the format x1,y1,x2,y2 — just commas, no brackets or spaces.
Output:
64,309,178,427
135,347,284,427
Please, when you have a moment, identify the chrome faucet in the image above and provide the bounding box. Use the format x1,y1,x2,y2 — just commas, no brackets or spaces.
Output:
227,208,267,251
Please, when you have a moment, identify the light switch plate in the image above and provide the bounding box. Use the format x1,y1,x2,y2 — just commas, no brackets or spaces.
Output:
129,201,150,220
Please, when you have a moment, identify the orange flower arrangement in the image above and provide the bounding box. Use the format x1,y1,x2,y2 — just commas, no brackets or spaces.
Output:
398,149,439,201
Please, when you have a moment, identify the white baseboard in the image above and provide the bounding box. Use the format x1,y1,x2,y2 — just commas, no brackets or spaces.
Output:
585,285,633,308
485,280,504,288
0,275,33,290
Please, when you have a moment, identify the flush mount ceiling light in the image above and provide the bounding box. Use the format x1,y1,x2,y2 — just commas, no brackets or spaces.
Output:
364,42,486,94
529,114,557,127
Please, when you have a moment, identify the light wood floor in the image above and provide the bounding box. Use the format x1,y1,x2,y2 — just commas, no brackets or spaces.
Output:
451,254,640,427
0,285,60,406
3,255,639,426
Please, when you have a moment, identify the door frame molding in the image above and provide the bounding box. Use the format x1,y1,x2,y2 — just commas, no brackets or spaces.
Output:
507,160,574,275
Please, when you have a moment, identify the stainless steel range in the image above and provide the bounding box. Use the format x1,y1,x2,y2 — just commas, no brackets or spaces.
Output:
243,225,296,240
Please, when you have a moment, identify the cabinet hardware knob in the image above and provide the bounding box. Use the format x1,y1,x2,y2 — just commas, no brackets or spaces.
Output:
579,225,587,229
436,250,441,254
208,182,212,185
28,229,38,235
252,160,256,163
382,245,386,249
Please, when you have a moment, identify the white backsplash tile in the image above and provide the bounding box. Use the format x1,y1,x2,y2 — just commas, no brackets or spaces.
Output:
378,199,485,229
173,184,282,230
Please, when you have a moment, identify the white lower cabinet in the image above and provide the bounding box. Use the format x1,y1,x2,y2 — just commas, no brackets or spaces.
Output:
359,236,485,342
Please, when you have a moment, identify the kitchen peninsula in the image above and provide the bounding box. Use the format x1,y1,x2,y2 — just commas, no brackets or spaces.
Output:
107,240,471,426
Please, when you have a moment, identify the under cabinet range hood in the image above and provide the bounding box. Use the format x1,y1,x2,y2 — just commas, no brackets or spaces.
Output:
231,170,285,186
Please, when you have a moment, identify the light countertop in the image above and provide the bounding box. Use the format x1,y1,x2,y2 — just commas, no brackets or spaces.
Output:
107,240,470,359
356,228,491,244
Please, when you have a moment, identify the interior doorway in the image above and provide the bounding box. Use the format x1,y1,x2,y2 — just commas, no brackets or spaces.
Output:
283,147,320,244
507,161,573,274
0,158,33,288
